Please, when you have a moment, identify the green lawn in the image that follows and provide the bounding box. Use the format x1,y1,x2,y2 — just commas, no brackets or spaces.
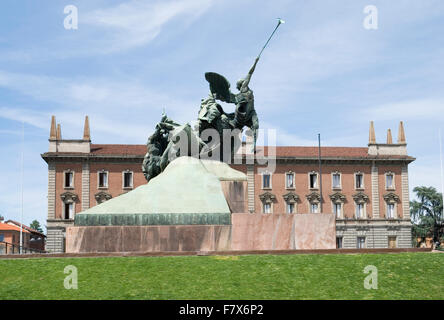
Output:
0,252,442,300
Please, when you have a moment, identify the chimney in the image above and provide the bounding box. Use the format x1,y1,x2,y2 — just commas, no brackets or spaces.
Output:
83,116,91,141
368,121,407,156
56,124,62,140
398,121,406,144
49,115,56,140
369,121,376,144
387,129,393,144
49,116,91,153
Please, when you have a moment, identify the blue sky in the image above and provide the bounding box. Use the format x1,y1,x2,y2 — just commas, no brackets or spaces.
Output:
0,0,443,230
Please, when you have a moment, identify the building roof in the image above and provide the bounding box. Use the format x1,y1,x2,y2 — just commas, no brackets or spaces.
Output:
257,146,368,158
256,146,415,160
0,223,30,233
41,144,415,162
90,144,146,156
5,220,45,237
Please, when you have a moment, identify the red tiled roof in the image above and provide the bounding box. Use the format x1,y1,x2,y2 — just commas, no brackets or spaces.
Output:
5,220,45,236
257,146,369,158
90,144,146,156
87,144,413,160
43,144,413,160
0,223,30,233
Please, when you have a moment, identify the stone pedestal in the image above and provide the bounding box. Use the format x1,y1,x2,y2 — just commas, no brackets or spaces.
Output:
231,213,336,250
66,225,231,252
65,157,336,253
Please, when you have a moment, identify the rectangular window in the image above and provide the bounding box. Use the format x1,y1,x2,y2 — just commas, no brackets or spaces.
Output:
332,173,341,189
263,174,271,189
309,173,318,189
336,237,343,249
65,172,73,188
0,234,4,242
386,174,394,189
310,203,319,213
98,172,108,188
387,204,395,218
388,236,397,248
333,203,342,218
356,203,364,218
287,203,295,214
123,172,133,188
357,237,366,249
264,203,271,214
286,173,294,189
64,203,73,219
356,174,363,189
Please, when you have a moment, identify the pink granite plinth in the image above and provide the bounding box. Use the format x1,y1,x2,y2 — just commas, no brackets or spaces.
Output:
231,213,336,250
220,181,247,213
66,225,231,253
66,213,335,253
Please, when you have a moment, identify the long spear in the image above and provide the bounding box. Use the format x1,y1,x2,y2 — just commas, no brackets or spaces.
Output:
257,18,285,58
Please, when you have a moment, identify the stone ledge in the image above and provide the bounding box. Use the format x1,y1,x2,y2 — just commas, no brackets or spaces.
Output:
0,247,432,259
74,213,232,226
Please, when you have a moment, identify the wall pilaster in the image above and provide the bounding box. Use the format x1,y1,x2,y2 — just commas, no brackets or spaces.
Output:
247,164,255,213
371,163,380,218
47,162,56,219
401,165,410,219
81,161,90,211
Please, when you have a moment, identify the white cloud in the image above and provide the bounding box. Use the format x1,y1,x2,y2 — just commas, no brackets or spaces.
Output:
257,121,318,146
0,106,50,130
409,163,444,198
0,70,199,142
363,99,444,121
83,0,214,53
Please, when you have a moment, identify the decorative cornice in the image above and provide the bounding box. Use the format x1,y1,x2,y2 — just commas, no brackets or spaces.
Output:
41,153,143,164
306,191,321,203
352,192,369,204
283,192,299,203
259,192,276,203
60,191,78,203
40,153,416,166
383,192,400,203
329,192,346,203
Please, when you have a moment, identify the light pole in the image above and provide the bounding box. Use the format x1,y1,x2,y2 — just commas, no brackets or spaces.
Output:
19,121,24,254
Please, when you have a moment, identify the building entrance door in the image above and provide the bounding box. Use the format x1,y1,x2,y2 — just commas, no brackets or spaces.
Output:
388,236,397,248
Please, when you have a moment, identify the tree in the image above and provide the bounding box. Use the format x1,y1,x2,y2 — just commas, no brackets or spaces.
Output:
30,220,44,234
410,186,443,244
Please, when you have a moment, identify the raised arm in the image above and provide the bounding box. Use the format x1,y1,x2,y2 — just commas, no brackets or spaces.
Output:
241,57,260,92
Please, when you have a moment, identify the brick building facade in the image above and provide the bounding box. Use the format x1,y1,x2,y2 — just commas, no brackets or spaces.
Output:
42,116,415,253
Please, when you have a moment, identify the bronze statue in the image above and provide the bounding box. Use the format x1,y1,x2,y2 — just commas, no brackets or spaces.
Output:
142,19,285,182
142,112,180,181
